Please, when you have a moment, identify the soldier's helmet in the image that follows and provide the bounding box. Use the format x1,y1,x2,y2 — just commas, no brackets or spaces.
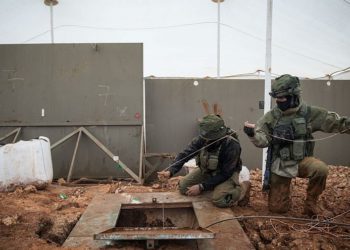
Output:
199,114,227,140
270,74,301,98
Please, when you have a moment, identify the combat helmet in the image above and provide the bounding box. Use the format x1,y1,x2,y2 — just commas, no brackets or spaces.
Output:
270,74,301,98
199,114,227,140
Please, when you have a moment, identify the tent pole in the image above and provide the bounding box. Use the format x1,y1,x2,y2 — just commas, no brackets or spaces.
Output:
217,0,221,78
262,0,273,183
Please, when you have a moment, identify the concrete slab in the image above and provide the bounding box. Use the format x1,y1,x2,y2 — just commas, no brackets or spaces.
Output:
64,192,254,249
193,201,254,250
67,194,127,237
63,236,107,248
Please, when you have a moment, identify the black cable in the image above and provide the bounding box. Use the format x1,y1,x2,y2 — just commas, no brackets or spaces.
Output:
205,215,350,228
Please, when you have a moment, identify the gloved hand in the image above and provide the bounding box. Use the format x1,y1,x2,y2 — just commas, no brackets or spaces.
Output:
243,121,256,137
157,170,171,182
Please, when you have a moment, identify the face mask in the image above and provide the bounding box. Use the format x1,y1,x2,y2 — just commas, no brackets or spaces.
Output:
277,99,290,111
276,95,299,111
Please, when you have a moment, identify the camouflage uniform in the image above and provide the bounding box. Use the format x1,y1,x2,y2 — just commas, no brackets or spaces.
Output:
247,74,350,214
169,114,243,208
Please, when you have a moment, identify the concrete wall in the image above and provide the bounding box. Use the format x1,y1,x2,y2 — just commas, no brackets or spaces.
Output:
0,43,143,179
0,43,348,180
145,78,350,172
145,78,265,171
302,80,350,166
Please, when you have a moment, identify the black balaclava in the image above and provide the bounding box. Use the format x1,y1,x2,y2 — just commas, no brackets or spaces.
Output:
277,95,300,111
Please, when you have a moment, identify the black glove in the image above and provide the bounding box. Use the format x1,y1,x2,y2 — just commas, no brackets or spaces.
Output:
243,126,255,137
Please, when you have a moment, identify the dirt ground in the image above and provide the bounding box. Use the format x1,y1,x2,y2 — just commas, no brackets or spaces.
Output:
0,166,349,250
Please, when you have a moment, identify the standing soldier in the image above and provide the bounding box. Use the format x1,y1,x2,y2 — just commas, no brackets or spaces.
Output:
243,74,350,216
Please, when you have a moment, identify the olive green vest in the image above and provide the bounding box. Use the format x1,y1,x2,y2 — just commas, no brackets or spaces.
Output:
270,103,314,178
196,135,239,175
197,143,222,175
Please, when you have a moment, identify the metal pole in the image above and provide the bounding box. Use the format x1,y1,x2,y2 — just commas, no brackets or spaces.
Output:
217,0,221,78
262,0,273,182
50,2,54,43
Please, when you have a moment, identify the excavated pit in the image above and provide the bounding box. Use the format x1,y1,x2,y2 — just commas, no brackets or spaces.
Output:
94,202,214,249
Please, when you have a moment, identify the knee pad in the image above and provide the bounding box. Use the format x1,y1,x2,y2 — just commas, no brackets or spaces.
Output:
315,162,328,177
212,195,231,208
212,190,240,208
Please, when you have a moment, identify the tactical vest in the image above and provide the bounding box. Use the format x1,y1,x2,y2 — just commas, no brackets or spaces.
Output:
196,135,240,175
197,143,222,175
271,103,314,163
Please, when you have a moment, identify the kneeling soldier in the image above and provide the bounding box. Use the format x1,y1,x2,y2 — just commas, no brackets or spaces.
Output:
244,74,350,216
158,114,250,207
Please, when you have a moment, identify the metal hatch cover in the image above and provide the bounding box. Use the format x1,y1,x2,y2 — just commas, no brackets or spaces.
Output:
93,201,215,241
94,227,215,240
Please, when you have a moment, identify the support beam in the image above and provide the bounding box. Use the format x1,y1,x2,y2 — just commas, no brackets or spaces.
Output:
0,128,21,143
67,130,82,182
81,127,140,182
139,125,145,184
51,126,141,183
51,128,81,150
13,128,21,143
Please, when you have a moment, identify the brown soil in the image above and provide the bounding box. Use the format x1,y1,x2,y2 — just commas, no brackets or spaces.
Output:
0,166,349,250
235,166,350,250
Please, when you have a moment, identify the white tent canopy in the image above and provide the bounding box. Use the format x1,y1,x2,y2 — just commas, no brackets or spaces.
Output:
0,0,350,79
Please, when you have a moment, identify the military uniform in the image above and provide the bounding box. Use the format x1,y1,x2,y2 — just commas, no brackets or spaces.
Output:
168,114,244,208
246,74,350,214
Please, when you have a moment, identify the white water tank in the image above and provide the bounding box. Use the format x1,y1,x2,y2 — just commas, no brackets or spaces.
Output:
0,136,53,191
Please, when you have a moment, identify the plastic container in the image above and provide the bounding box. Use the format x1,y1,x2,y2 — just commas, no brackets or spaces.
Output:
184,159,198,174
239,166,250,183
0,136,53,191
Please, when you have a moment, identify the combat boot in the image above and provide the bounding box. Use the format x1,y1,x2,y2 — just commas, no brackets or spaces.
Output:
303,196,319,217
238,181,251,206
